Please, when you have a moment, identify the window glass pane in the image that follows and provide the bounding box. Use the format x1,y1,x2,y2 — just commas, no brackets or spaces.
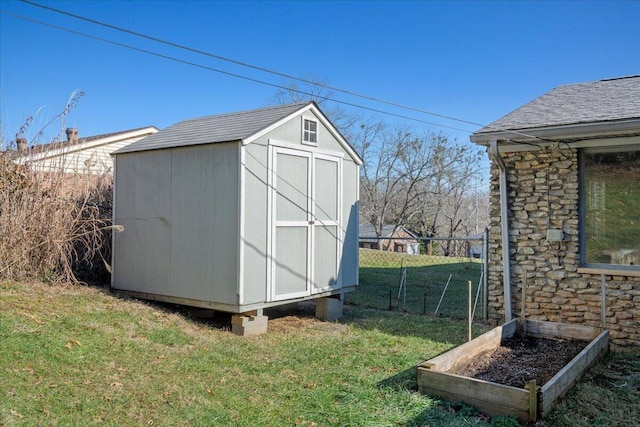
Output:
303,119,317,143
584,150,640,266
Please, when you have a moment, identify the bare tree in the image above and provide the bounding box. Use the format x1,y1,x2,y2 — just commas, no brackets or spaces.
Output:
271,81,489,249
408,140,486,253
357,126,471,240
272,79,358,140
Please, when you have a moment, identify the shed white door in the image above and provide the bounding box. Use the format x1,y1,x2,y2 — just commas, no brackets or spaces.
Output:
270,147,342,301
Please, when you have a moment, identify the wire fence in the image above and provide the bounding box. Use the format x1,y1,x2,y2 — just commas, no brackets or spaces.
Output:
348,231,489,320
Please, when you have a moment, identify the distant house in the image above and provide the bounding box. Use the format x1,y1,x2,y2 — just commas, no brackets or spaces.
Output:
359,224,420,254
466,232,485,259
13,126,159,175
470,75,640,346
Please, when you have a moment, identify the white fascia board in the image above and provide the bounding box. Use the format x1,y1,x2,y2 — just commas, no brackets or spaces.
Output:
470,119,640,148
476,133,640,153
311,105,363,166
242,103,314,146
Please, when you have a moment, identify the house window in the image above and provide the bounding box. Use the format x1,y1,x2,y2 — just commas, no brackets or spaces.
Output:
581,147,640,270
302,118,318,145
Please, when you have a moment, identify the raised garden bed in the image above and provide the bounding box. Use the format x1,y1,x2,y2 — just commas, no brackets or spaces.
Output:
417,319,609,423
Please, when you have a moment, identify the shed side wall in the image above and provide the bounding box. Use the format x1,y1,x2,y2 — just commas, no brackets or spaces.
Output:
341,160,359,287
113,144,240,306
169,143,239,304
113,150,172,293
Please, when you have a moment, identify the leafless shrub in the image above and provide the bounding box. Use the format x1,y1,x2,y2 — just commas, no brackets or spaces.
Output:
0,91,115,284
0,150,114,284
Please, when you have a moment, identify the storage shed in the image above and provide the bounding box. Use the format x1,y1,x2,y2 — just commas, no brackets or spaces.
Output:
111,102,362,334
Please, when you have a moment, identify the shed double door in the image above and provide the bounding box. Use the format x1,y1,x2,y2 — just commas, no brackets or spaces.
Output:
269,147,342,301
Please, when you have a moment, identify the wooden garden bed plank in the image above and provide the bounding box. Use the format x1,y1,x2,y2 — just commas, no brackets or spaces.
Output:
522,319,601,341
539,329,609,417
417,320,608,423
417,369,531,422
424,319,517,371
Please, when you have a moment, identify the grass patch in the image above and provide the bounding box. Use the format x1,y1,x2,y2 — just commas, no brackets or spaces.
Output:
0,281,490,426
543,348,640,426
1,280,637,426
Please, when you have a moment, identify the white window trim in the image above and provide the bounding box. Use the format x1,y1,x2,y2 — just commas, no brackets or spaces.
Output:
301,116,318,146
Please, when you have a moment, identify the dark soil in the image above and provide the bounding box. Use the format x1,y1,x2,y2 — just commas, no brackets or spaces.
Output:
451,335,588,388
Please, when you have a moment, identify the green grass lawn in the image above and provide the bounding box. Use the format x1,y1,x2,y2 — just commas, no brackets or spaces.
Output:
1,281,487,426
1,279,638,426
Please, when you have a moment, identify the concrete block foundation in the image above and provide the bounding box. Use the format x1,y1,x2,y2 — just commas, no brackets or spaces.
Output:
316,297,343,321
231,312,268,336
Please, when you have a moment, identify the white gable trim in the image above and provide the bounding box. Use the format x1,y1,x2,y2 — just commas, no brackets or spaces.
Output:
242,103,314,146
268,138,345,158
242,103,363,166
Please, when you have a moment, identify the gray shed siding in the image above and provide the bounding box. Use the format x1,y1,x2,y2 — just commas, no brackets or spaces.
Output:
341,159,359,287
112,102,361,313
113,143,239,305
113,151,172,294
242,141,270,304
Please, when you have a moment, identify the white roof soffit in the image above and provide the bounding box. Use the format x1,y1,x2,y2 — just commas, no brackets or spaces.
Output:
470,119,640,150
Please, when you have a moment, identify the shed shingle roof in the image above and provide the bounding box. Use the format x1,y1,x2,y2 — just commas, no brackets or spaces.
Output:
114,102,312,154
472,76,640,139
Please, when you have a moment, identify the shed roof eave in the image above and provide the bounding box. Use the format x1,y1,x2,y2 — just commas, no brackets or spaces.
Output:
469,118,640,146
112,138,242,156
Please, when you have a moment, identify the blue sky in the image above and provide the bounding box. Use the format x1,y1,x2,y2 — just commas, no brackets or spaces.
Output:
1,0,639,150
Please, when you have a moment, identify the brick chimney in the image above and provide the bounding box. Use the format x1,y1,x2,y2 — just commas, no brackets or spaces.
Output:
65,127,79,144
16,137,27,151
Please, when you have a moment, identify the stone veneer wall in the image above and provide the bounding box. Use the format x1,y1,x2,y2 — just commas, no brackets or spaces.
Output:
488,148,640,346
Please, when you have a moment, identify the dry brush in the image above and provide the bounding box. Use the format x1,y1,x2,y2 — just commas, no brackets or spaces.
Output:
0,150,113,284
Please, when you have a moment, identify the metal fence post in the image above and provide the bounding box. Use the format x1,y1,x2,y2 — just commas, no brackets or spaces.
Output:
358,233,490,318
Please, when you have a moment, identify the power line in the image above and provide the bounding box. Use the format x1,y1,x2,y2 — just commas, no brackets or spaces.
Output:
18,1,574,147
4,3,567,147
0,9,476,134
20,0,486,129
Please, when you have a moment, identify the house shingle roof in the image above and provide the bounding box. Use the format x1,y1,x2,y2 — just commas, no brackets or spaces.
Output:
11,126,158,159
114,102,312,154
472,76,640,141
